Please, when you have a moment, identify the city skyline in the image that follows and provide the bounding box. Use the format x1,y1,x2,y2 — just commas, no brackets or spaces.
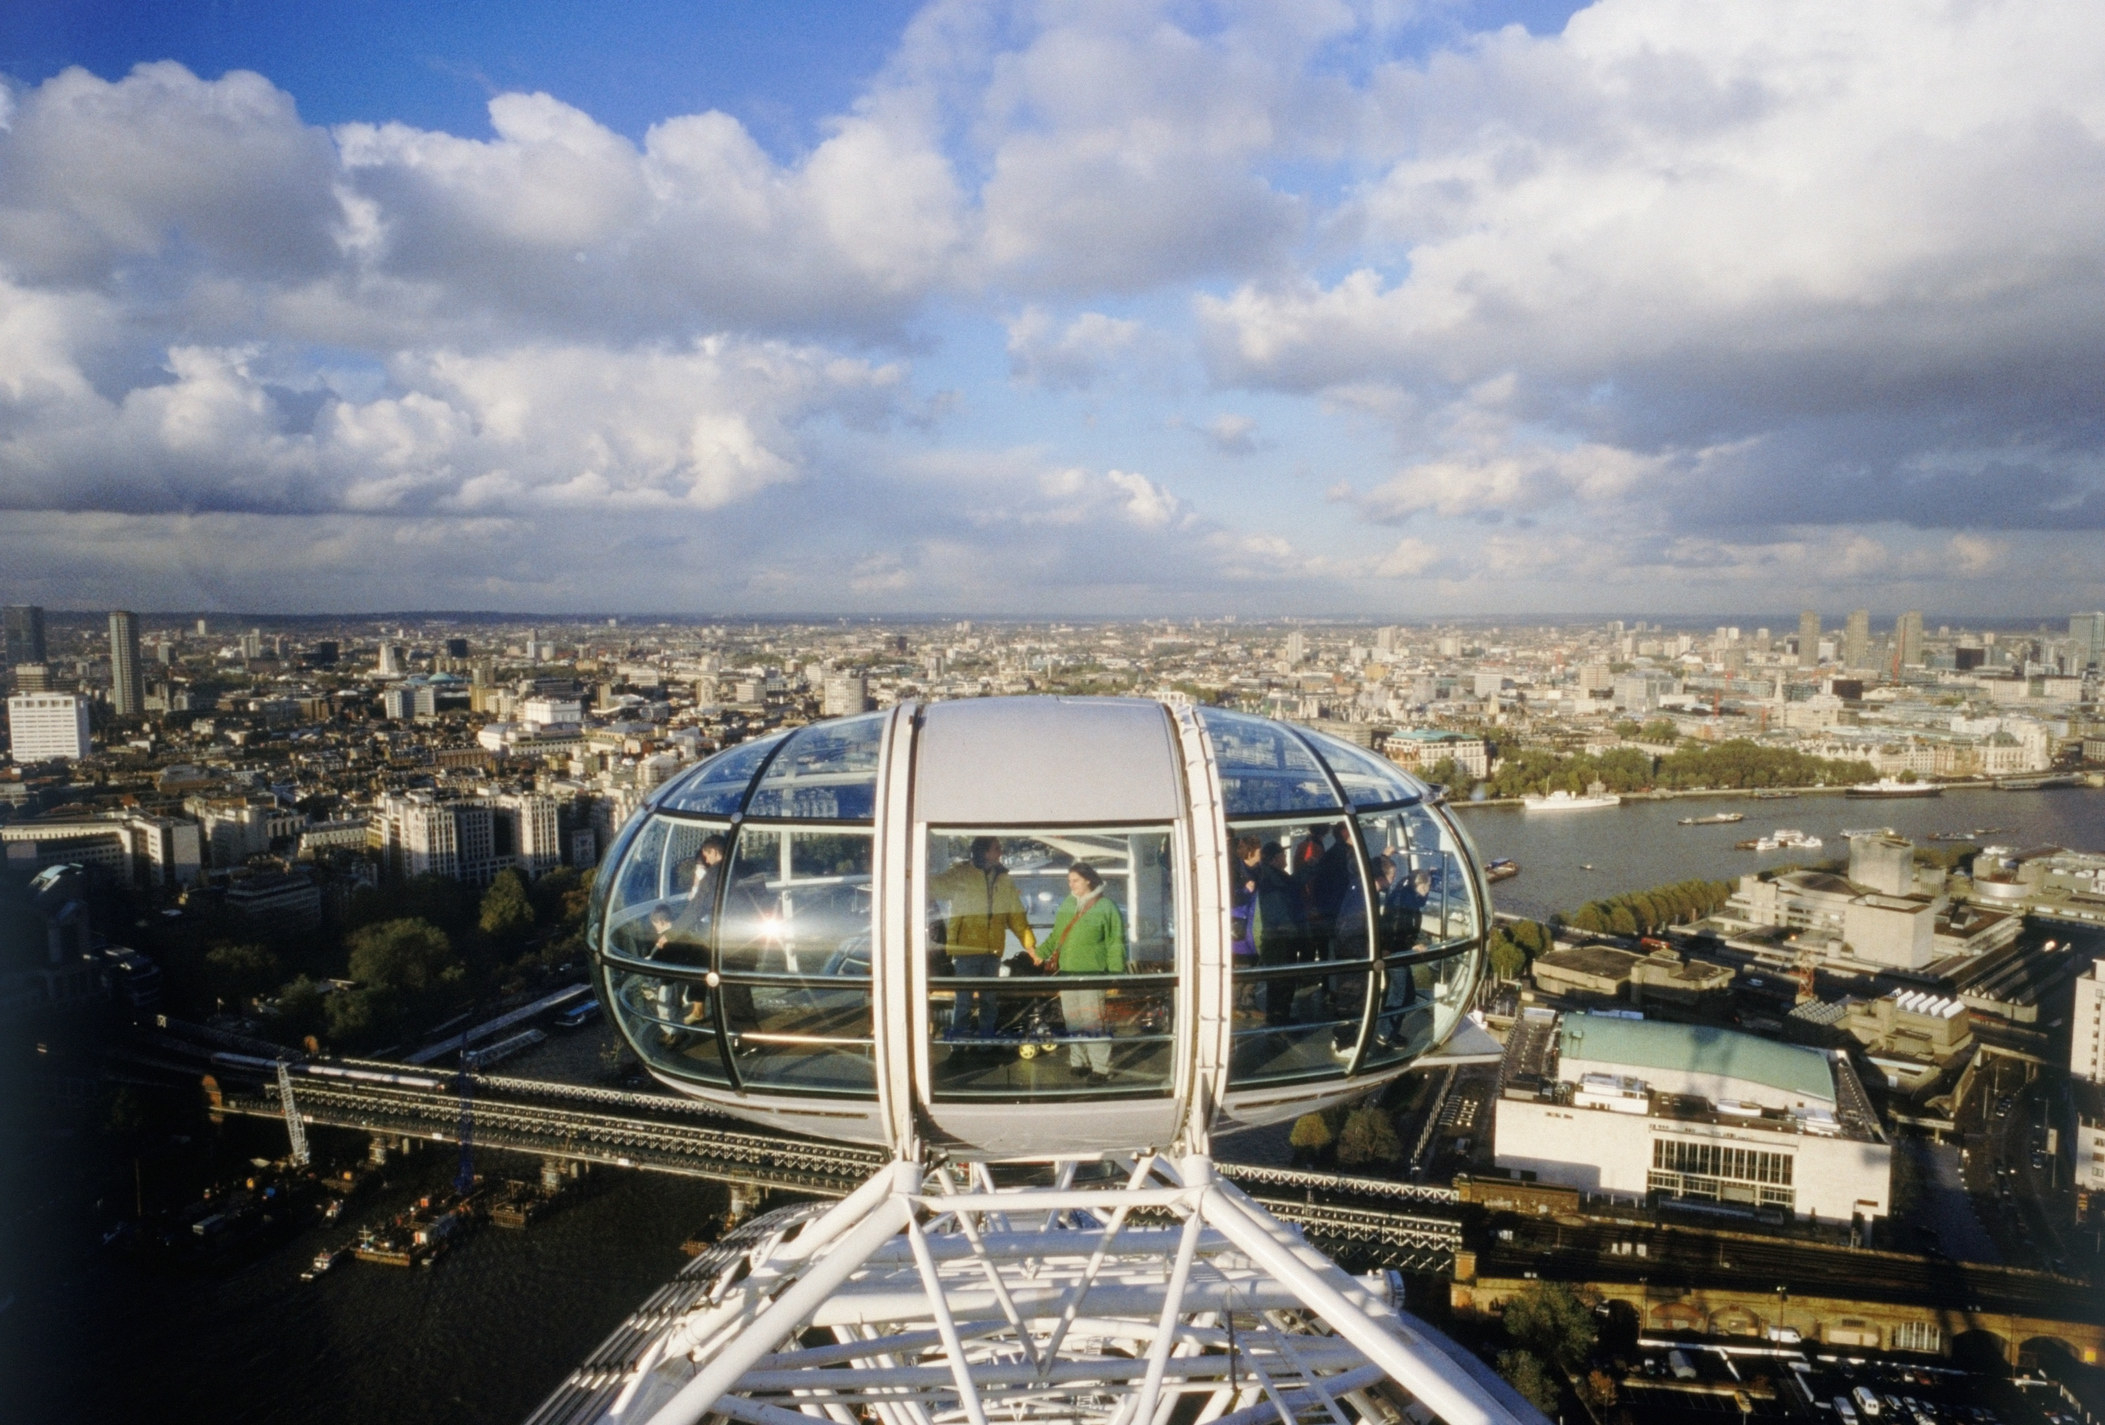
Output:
4,2,2104,616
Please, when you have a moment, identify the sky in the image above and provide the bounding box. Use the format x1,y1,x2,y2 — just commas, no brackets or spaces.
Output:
1,0,2102,618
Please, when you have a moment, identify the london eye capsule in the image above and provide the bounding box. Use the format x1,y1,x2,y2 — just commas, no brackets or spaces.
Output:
590,696,1488,1159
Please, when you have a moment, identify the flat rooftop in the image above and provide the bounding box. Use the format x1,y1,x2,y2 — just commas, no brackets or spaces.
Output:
1558,1012,1836,1104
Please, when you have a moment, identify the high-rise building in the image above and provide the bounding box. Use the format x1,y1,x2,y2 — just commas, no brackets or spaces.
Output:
1375,625,1397,656
12,664,52,693
2071,612,2105,671
239,628,264,659
376,641,403,676
108,610,143,716
1844,609,1871,669
1797,610,1820,667
3,605,46,665
2075,960,2105,1085
1896,610,1924,669
492,792,562,876
444,636,471,660
6,692,92,761
195,618,209,637
1285,630,1306,665
524,629,542,663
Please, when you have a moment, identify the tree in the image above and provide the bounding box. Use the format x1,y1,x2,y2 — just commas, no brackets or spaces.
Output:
269,975,328,1041
346,918,460,996
530,866,589,927
204,942,281,1007
1502,1279,1596,1371
1335,1105,1403,1166
480,868,535,941
1288,1112,1336,1154
1489,932,1528,982
1496,1350,1559,1415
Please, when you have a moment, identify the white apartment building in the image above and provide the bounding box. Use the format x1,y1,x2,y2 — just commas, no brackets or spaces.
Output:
1,812,201,887
493,792,562,876
7,693,92,762
377,790,500,884
2076,959,2105,1085
521,696,583,728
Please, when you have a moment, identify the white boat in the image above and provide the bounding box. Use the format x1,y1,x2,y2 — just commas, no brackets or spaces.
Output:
1521,789,1621,811
1751,828,1823,852
1846,778,1941,798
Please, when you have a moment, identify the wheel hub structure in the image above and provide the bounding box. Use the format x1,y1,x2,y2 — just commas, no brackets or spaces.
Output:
566,1154,1539,1425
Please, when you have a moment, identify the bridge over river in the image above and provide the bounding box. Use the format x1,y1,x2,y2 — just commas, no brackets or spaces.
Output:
204,1055,1466,1272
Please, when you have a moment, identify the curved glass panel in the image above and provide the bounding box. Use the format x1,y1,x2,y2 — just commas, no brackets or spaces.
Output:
1198,707,1340,816
924,827,1176,1099
1301,729,1426,809
744,713,883,820
716,824,876,1095
1223,815,1370,1085
1354,803,1483,1068
1354,806,1480,953
599,815,733,1084
653,731,790,816
604,963,728,1085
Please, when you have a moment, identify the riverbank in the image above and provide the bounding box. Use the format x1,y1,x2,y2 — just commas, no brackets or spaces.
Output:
1452,776,2102,810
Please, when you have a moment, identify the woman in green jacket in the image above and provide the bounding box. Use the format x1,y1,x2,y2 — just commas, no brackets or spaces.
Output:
1037,861,1125,1082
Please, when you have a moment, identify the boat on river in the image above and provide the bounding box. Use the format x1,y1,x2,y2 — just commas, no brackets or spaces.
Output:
1737,828,1823,852
1678,812,1745,826
1846,779,1941,798
1522,789,1620,811
1484,858,1519,882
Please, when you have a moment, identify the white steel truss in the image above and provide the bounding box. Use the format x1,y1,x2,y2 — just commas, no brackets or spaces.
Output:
594,1155,1542,1425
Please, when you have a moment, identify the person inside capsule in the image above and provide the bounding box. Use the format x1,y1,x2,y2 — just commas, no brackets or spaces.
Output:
1033,860,1125,1083
927,837,1036,1053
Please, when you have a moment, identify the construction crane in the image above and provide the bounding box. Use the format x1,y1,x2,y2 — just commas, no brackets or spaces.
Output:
276,1059,310,1166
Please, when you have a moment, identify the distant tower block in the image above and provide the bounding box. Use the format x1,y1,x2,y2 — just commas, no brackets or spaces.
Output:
560,699,1532,1425
1798,609,1820,668
108,610,143,716
1845,608,1871,670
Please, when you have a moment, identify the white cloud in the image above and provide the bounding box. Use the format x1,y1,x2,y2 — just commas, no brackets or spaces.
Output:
1005,306,1142,390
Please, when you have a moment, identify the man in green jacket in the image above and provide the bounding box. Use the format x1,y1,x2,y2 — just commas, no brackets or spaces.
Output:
929,837,1037,1047
1035,861,1125,1082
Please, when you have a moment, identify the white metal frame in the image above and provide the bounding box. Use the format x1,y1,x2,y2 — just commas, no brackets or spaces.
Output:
603,1153,1541,1425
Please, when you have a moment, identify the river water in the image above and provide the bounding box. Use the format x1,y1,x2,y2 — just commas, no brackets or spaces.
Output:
1457,785,2105,922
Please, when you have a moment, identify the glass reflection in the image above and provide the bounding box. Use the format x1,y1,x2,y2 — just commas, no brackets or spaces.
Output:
744,713,883,819
1300,727,1426,809
1197,708,1341,816
718,824,876,1094
925,827,1175,1098
1224,817,1371,1084
605,964,728,1085
653,731,789,817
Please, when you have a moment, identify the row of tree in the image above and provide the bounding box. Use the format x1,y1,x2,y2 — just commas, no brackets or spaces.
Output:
1427,737,1876,800
1560,877,1737,939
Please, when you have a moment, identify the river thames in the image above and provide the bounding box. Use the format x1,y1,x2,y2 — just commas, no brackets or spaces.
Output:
1457,785,2105,922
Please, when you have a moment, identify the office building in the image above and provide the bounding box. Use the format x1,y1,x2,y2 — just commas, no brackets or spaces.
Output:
3,605,46,665
377,790,500,884
2072,613,2105,672
108,610,143,716
821,672,870,717
1895,609,1924,669
6,692,92,762
1,810,200,887
2076,959,2105,1085
1844,609,1870,670
1284,630,1306,666
381,687,415,720
223,869,324,934
376,641,404,676
1797,609,1820,667
1494,1010,1890,1223
444,636,471,660
521,695,583,727
493,792,563,876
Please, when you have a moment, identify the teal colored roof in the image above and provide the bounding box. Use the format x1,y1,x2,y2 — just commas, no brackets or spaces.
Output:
1559,1013,1834,1103
1388,728,1470,742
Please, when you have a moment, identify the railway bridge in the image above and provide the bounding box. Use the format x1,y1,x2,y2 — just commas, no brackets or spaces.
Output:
206,1057,1466,1271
